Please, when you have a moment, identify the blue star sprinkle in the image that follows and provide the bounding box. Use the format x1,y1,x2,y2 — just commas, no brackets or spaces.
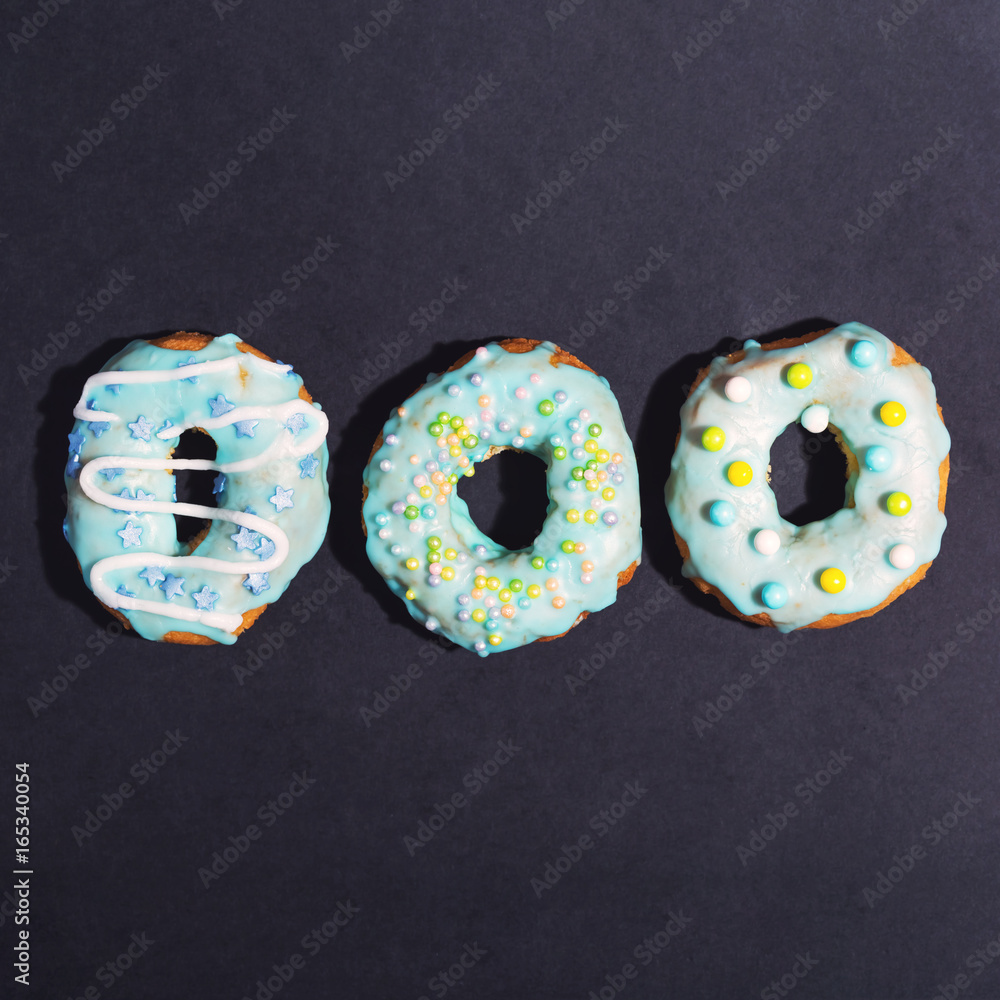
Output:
298,454,319,479
269,485,294,512
62,519,70,541
116,584,136,599
65,455,81,479
208,394,235,417
285,413,307,435
256,536,276,561
117,488,155,513
178,357,200,383
68,430,85,454
100,467,124,482
234,419,258,438
88,421,111,437
213,473,227,495
107,382,121,395
128,415,154,441
157,419,175,439
160,574,186,600
117,521,143,548
139,566,165,587
191,586,219,611
243,505,257,516
274,360,295,376
243,572,270,596
230,525,259,551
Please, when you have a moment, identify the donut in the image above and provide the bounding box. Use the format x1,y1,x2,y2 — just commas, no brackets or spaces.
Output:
664,322,950,631
63,332,330,644
362,339,641,655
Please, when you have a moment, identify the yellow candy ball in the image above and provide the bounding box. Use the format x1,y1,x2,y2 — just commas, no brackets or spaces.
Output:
701,426,726,452
488,634,502,646
786,363,813,389
820,568,846,593
405,557,419,570
471,608,486,623
880,401,907,426
727,461,753,486
527,584,541,599
886,491,912,516
583,509,599,524
440,566,455,581
565,509,580,523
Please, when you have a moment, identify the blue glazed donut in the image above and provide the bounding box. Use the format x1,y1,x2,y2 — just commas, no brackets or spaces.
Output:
363,339,642,655
64,332,330,644
665,323,950,631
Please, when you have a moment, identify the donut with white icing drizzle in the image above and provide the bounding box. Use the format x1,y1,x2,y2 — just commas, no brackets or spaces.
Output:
665,322,950,632
362,339,641,655
64,332,330,644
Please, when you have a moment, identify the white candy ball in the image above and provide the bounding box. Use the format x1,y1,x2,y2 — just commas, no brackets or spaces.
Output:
889,543,916,569
754,528,781,556
725,376,752,402
801,404,830,434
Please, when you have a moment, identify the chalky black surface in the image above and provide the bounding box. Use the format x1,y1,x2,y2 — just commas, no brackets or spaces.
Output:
3,2,1000,997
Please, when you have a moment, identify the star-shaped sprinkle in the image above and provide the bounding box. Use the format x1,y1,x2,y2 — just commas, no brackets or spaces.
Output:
269,485,294,512
65,455,81,479
299,454,319,479
274,360,295,376
88,421,110,437
234,419,258,438
128,415,154,441
177,357,200,383
117,487,155,513
139,566,165,587
100,467,124,482
256,536,276,561
243,505,257,516
117,520,143,548
68,430,85,454
157,419,175,439
243,572,270,596
213,473,227,495
191,586,219,611
116,584,136,599
208,394,235,417
285,413,307,435
107,382,121,395
230,525,259,551
160,574,186,600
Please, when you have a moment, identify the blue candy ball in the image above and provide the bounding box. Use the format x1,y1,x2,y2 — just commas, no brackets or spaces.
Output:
850,340,877,367
761,582,788,609
709,500,736,526
865,445,892,472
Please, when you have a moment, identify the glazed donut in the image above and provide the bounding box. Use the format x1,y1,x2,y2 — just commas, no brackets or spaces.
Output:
665,322,950,631
362,339,641,655
64,332,330,644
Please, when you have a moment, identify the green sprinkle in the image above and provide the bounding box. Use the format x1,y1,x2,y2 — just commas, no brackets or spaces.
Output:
464,435,478,448
561,540,575,553
588,423,602,437
531,556,545,570
538,399,555,416
509,579,523,592
427,536,442,549
437,411,451,423
553,446,567,460
450,415,464,429
429,422,443,437
404,505,419,520
571,467,585,480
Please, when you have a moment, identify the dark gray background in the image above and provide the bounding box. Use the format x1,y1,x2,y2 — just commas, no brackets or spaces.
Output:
3,1,1000,997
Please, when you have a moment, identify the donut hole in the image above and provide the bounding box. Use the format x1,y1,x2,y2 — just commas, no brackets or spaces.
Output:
171,429,218,545
456,448,549,551
768,423,849,527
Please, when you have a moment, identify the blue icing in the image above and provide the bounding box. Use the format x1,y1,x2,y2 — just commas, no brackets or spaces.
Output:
665,322,950,632
63,334,331,644
363,341,642,656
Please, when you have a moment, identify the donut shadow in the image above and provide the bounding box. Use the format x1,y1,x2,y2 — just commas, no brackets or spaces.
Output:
34,332,169,633
637,317,836,626
329,338,491,646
